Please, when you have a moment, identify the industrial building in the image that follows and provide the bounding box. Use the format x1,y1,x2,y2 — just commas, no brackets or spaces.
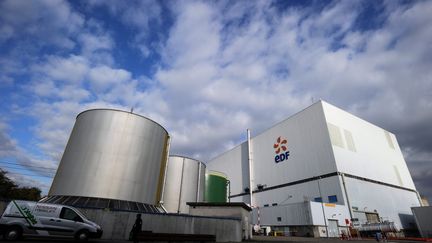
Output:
207,100,422,237
43,102,424,239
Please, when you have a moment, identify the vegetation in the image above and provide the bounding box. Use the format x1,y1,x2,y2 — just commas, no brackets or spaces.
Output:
0,169,41,201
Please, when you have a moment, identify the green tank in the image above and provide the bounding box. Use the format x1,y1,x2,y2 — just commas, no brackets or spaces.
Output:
204,171,228,203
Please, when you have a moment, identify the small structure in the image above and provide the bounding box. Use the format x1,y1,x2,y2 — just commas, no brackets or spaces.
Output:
187,202,252,240
412,206,432,237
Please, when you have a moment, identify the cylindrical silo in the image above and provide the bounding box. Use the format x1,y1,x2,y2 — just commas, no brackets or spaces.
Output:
204,171,228,203
162,155,206,213
48,109,169,207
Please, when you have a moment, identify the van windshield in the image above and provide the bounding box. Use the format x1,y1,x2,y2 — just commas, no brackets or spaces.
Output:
72,207,87,220
60,207,83,222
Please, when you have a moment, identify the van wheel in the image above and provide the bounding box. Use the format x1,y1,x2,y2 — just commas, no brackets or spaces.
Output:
75,230,89,242
4,226,22,241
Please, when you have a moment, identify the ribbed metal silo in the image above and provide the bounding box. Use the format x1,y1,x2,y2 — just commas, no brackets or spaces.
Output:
162,155,206,213
48,109,169,209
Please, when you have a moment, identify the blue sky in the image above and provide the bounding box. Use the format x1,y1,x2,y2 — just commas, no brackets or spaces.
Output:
0,0,431,200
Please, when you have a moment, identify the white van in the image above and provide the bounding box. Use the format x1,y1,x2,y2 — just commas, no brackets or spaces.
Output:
0,200,102,241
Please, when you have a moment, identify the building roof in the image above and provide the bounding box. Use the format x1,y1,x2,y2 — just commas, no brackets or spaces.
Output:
186,202,252,211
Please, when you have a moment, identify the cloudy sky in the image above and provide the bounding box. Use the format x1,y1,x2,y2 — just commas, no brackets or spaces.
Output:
0,0,431,199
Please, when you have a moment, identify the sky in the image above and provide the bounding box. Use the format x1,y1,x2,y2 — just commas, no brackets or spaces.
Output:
0,0,431,200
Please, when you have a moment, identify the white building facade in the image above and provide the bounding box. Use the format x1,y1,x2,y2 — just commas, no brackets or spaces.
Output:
207,101,421,237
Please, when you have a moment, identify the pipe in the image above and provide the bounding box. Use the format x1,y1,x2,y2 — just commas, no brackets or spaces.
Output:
415,190,423,207
196,162,202,202
159,136,171,206
247,129,253,207
341,173,354,220
317,178,329,237
227,180,231,202
341,173,355,238
177,158,185,213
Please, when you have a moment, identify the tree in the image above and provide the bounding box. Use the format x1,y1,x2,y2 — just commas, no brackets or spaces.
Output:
0,169,42,201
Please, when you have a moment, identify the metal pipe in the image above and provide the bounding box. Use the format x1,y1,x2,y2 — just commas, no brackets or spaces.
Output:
159,136,171,205
341,173,354,220
196,162,202,202
177,158,185,213
341,173,355,238
415,190,423,206
247,129,253,207
317,178,328,237
227,180,231,202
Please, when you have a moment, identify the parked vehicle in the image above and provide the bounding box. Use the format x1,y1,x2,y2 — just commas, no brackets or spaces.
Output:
0,200,102,241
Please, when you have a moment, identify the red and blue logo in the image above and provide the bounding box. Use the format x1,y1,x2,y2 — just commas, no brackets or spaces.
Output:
274,136,290,163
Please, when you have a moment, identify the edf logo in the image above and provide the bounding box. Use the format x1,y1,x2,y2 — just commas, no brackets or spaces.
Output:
273,136,290,163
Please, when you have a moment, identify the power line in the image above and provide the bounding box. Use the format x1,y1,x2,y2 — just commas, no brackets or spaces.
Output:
0,160,57,171
4,171,54,178
0,165,56,174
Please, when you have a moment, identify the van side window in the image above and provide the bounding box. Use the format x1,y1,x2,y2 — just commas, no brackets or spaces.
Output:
60,207,83,222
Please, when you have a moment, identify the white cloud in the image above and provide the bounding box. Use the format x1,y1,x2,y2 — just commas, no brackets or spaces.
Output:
0,0,84,48
79,33,114,54
88,66,132,92
86,0,162,58
164,1,221,67
33,55,89,84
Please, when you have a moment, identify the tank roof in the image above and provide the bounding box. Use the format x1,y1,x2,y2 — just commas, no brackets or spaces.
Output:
77,108,169,134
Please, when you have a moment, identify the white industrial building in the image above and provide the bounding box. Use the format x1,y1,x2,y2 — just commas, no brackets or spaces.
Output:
207,101,422,237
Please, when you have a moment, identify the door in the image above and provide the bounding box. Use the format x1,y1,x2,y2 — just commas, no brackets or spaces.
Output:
46,207,82,236
57,207,84,236
328,219,339,237
366,213,380,223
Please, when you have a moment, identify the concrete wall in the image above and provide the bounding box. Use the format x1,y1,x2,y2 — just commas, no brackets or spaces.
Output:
80,208,242,242
188,205,251,240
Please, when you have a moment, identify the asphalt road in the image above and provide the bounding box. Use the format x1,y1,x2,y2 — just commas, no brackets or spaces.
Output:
0,238,127,243
1,236,424,243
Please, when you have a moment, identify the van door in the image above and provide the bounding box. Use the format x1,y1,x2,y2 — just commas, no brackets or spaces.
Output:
39,207,80,236
34,204,63,236
57,207,85,236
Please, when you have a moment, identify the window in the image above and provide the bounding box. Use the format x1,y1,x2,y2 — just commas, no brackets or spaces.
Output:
60,207,83,222
327,123,344,148
328,195,337,203
263,204,269,207
272,203,278,206
314,197,322,202
277,217,282,222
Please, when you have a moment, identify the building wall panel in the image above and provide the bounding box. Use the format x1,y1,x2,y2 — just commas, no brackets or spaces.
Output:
322,103,416,189
345,177,420,228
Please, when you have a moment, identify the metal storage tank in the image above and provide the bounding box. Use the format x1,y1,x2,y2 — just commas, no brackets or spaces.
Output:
162,155,206,213
204,171,228,203
48,109,169,208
